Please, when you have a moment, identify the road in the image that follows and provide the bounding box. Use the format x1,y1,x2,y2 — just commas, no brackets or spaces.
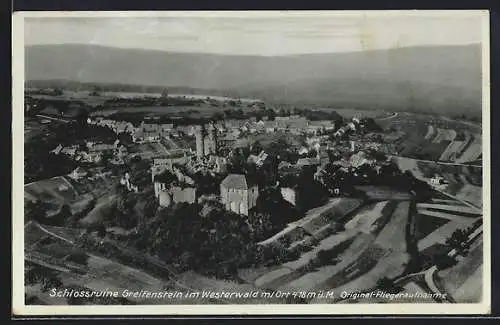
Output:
35,114,71,124
440,116,481,131
376,112,398,121
390,155,482,168
428,188,482,213
391,155,482,212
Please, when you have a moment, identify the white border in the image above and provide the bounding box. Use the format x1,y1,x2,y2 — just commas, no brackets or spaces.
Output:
12,10,491,316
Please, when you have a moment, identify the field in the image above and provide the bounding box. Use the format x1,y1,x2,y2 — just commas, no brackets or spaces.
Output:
379,112,482,163
25,173,119,219
93,105,220,118
344,201,391,233
80,194,118,225
413,213,450,242
416,162,482,186
354,186,411,201
24,119,51,143
329,201,411,293
251,200,409,298
323,108,391,119
392,156,483,209
258,198,364,247
25,176,80,215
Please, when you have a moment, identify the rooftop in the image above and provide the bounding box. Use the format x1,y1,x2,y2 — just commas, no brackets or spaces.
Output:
221,174,251,190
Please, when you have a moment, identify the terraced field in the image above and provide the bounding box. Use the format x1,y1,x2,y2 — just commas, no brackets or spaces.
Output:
24,184,483,304
247,200,409,296
415,199,481,252
382,112,482,163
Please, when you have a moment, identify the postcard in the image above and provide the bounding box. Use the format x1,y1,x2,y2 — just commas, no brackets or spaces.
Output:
12,10,491,316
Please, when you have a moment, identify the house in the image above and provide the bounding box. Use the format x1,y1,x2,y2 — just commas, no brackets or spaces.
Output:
88,142,116,152
255,120,266,132
281,187,298,206
79,151,102,163
234,137,251,149
208,156,228,174
115,121,136,134
50,144,63,155
160,123,174,133
143,131,161,142
155,183,197,208
349,151,375,168
264,121,277,133
220,174,259,216
151,152,190,181
120,173,138,192
275,116,308,132
61,146,78,157
318,150,330,166
172,186,197,204
296,157,320,168
430,174,447,186
298,147,309,155
68,167,88,180
247,150,269,167
307,120,336,135
133,128,161,143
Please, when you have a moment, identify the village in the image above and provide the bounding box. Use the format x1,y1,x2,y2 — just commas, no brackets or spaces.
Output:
24,96,483,305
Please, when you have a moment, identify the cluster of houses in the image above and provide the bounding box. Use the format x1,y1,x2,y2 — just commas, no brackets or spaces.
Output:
50,139,128,164
238,115,336,135
86,113,391,217
87,117,174,144
87,117,135,135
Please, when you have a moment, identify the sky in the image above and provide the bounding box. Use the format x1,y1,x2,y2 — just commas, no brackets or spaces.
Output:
23,12,486,56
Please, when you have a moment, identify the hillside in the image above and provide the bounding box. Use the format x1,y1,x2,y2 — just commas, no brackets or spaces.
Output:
25,44,482,116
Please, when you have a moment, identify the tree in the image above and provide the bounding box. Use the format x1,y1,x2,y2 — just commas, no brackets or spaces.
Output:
101,150,114,166
75,107,89,129
435,254,457,270
445,229,470,255
25,200,47,223
266,109,276,121
52,88,63,96
66,252,89,266
56,204,72,223
41,275,63,292
376,277,400,294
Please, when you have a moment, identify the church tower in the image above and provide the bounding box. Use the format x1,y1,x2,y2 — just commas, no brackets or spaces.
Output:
207,123,217,154
195,125,204,159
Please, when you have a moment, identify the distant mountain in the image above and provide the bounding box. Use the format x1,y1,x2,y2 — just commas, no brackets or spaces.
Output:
25,44,482,116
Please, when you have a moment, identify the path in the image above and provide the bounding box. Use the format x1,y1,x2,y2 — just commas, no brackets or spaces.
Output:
35,114,71,124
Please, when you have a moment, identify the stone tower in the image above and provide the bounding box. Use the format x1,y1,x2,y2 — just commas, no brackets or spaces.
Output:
207,123,217,155
195,125,204,159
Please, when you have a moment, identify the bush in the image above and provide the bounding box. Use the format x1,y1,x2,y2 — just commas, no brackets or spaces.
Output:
66,252,89,266
435,254,457,270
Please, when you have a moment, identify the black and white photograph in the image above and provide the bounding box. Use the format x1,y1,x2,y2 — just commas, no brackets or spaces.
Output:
12,10,490,315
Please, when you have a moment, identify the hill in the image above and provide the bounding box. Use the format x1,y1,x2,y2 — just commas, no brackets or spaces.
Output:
25,44,482,116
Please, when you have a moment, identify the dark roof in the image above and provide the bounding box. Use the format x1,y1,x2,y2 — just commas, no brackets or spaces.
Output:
221,174,250,190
